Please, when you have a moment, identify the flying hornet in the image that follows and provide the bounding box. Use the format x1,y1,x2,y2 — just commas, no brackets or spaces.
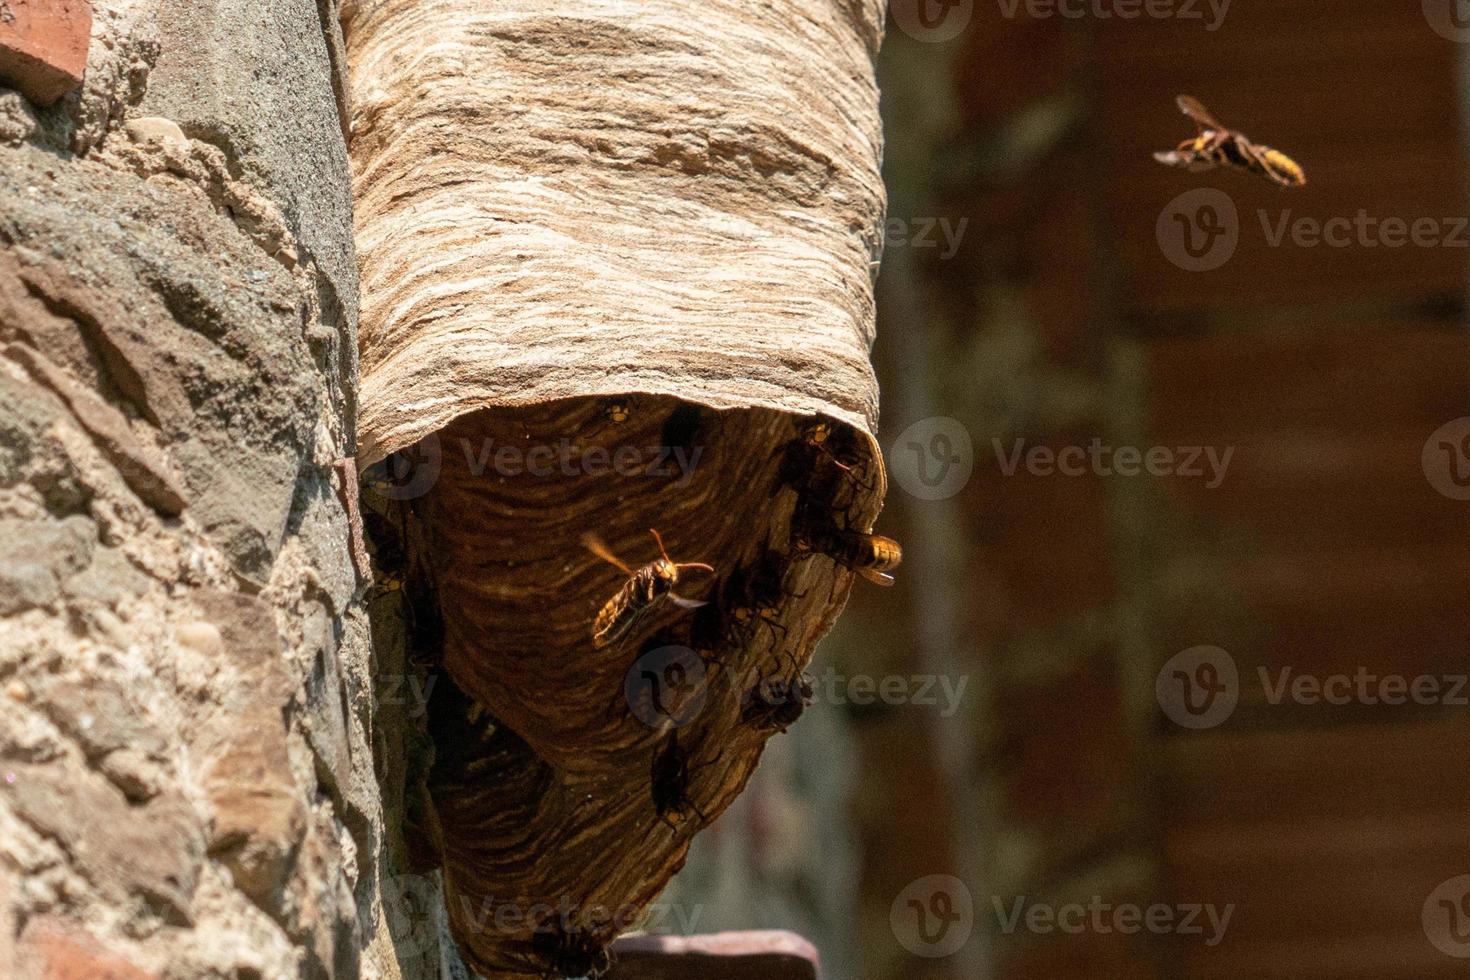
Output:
582,529,712,649
1154,95,1305,188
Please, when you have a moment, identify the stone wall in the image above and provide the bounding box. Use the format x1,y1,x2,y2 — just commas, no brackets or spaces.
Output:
0,1,443,976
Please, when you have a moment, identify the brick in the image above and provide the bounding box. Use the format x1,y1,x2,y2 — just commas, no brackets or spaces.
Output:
1166,814,1470,944
996,929,1156,980
995,655,1136,865
1160,718,1470,828
1019,166,1102,368
1143,324,1470,441
954,16,1073,130
853,715,958,885
1184,934,1469,980
607,931,818,979
962,432,1115,629
16,917,155,980
0,0,91,106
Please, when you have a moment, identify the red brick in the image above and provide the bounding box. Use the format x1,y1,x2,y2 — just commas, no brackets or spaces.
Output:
996,927,1157,980
1166,814,1470,945
963,433,1115,629
1020,169,1102,368
1143,325,1470,442
996,655,1136,864
1160,718,1470,828
954,15,1073,130
853,716,958,898
0,0,91,106
16,917,155,980
1184,934,1470,980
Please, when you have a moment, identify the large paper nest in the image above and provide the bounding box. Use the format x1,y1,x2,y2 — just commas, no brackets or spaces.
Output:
345,1,887,975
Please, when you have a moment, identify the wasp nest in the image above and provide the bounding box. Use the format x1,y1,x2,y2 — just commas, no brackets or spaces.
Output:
366,395,885,975
346,0,887,974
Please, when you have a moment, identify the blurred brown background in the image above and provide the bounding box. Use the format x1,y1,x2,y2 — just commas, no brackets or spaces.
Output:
669,1,1470,978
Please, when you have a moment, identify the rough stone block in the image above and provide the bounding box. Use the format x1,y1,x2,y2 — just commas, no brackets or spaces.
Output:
1,764,203,923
